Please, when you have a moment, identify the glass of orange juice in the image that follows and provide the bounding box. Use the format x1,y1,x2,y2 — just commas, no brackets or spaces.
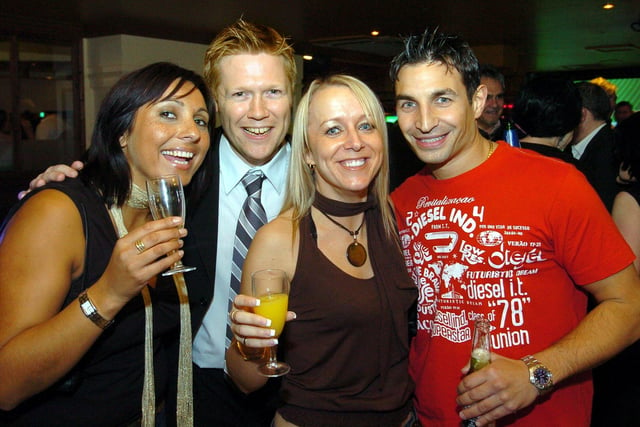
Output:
252,269,290,377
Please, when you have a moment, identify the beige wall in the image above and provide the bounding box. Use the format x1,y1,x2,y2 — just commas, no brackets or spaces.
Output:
82,35,303,147
82,35,208,147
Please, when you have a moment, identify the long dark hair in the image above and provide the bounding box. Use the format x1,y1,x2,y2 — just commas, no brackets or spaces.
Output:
81,62,215,206
617,112,640,180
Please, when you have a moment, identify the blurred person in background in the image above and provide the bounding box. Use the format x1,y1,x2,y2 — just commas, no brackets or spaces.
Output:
512,76,582,167
592,111,640,427
614,101,634,126
572,81,619,211
611,111,640,271
476,64,506,141
589,76,617,118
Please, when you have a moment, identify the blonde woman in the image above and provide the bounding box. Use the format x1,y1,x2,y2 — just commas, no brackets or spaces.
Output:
227,75,416,427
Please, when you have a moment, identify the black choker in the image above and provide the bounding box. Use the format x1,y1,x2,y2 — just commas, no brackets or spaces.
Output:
313,192,375,217
313,192,374,267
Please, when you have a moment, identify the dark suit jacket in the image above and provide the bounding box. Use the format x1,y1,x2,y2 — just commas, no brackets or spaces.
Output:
178,127,290,335
576,125,619,212
157,128,287,426
159,127,223,335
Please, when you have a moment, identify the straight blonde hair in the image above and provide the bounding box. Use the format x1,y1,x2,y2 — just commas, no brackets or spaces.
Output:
284,74,396,239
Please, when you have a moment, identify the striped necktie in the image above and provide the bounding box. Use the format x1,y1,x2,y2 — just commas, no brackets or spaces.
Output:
226,170,267,345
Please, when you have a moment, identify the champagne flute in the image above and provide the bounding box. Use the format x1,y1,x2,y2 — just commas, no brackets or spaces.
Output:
252,269,290,377
146,174,196,276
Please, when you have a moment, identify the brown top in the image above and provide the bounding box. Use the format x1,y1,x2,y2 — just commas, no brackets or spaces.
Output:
277,212,415,427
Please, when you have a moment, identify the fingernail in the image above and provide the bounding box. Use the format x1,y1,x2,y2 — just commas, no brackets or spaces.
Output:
179,228,187,236
254,299,261,306
272,339,279,345
172,217,182,224
268,329,275,337
264,319,271,327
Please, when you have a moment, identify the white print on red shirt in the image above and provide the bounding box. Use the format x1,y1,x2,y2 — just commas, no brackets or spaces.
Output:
399,197,546,351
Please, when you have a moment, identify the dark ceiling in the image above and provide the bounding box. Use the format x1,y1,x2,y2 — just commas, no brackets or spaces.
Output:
2,0,640,75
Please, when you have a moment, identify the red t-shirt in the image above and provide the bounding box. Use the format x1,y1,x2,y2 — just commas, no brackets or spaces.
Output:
391,142,634,426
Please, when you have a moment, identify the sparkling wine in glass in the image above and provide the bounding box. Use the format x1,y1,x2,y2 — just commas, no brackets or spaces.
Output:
252,268,290,377
146,174,196,276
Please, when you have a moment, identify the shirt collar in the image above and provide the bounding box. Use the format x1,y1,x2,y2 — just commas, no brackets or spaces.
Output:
572,123,606,159
219,133,290,195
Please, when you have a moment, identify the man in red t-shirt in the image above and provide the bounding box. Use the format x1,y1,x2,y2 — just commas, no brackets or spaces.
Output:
389,29,640,426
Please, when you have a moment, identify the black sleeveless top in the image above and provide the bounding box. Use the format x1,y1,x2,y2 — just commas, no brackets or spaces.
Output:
0,179,180,426
277,213,415,427
622,183,640,206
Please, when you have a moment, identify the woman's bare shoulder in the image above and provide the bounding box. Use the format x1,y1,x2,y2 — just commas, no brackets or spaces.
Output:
244,209,298,274
0,189,85,327
255,209,295,240
4,189,82,238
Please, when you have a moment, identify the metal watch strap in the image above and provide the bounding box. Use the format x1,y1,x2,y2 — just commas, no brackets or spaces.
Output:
521,355,553,395
79,290,114,330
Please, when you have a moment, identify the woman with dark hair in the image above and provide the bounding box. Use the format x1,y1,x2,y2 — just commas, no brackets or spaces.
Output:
512,76,582,166
0,62,213,425
612,112,640,271
592,111,640,427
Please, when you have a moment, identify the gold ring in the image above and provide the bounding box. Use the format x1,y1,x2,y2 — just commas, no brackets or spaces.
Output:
230,310,238,323
135,239,146,253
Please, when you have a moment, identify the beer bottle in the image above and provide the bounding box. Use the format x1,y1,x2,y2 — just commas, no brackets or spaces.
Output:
504,121,520,148
462,317,494,427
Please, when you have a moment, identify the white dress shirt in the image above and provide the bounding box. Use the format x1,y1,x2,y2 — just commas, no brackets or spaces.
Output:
192,134,290,369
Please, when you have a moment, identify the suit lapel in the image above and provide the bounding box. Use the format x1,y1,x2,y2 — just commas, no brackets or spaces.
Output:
184,128,222,289
580,126,606,161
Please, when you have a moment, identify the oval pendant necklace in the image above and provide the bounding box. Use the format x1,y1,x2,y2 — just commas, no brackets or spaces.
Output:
319,210,367,267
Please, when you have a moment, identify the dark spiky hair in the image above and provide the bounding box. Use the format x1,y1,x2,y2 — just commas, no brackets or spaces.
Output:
389,28,480,101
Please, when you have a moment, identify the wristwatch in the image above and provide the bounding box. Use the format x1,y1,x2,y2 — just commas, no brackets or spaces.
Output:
79,290,114,330
521,355,554,395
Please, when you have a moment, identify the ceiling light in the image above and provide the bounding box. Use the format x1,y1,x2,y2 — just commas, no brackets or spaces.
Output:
602,2,615,9
302,54,313,61
370,30,380,37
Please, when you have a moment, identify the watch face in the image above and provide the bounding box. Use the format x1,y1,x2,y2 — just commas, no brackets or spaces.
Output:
533,367,551,388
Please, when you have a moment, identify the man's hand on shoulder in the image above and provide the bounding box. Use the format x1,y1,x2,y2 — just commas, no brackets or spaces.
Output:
18,160,84,200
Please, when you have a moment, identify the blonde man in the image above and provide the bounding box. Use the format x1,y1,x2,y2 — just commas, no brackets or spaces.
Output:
188,18,296,426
